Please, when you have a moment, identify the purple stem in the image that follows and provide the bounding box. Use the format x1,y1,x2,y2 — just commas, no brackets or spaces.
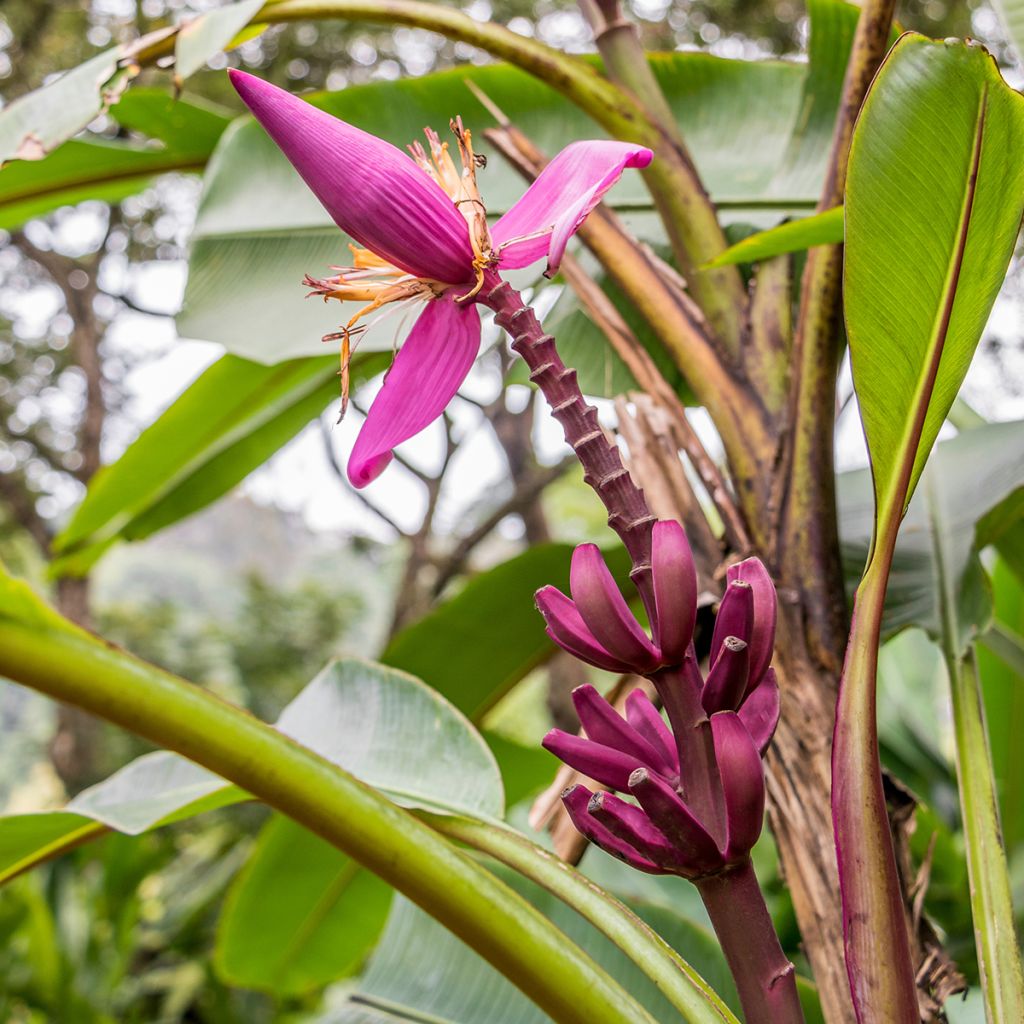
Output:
696,858,804,1024
485,276,803,1023
652,658,725,844
481,273,657,610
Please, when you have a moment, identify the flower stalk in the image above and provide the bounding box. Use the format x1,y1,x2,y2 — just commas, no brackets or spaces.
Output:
696,858,801,1024
480,273,658,607
480,275,803,1024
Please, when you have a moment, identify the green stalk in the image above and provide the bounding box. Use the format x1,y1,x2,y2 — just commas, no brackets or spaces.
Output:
947,647,1024,1024
0,613,661,1024
925,468,1024,1022
576,0,746,351
425,814,740,1024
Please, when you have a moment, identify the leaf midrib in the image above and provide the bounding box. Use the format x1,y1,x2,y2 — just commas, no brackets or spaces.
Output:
271,857,362,987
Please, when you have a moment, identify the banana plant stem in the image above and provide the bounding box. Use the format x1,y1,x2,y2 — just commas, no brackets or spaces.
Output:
832,551,919,1024
695,858,804,1024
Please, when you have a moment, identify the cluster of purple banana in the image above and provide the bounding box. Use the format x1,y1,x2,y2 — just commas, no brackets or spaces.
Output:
539,520,779,879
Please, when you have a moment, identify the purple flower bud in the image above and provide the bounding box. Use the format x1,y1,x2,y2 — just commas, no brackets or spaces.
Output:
702,636,750,714
711,711,766,861
628,768,722,875
535,586,635,674
571,685,669,771
737,668,781,756
588,790,682,870
570,545,661,673
541,729,647,791
624,689,679,776
727,557,777,690
710,579,754,665
562,785,668,874
651,520,698,663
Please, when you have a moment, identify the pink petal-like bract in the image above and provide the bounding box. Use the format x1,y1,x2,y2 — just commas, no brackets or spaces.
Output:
711,711,765,861
228,70,474,284
562,785,667,873
542,730,647,791
727,557,777,690
624,689,679,776
737,667,781,756
536,586,635,674
348,292,481,487
571,684,666,769
570,544,660,672
651,520,698,663
491,140,653,275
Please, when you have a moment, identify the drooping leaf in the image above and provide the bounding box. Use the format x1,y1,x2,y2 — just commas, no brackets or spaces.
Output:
215,816,392,995
705,206,843,268
174,0,266,84
275,658,503,819
0,655,502,883
0,48,125,163
51,352,386,575
0,751,243,885
0,90,231,231
317,882,736,1024
382,543,631,721
0,572,668,1024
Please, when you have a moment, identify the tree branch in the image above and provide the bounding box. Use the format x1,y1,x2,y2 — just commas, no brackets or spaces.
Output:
319,416,407,536
431,454,576,597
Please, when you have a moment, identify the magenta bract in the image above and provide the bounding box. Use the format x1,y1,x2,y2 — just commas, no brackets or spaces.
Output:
228,70,651,487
